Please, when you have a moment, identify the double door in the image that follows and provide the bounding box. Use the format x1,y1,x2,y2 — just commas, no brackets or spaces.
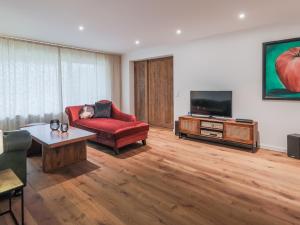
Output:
134,57,173,129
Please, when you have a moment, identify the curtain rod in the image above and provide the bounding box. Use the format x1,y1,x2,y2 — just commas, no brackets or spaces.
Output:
0,34,121,56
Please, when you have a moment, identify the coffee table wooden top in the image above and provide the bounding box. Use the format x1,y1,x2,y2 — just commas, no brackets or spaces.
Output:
21,124,96,148
0,169,24,194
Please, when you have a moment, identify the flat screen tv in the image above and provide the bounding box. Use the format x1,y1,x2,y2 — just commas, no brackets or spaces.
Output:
190,91,232,117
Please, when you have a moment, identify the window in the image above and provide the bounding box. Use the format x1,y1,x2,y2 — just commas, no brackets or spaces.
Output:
0,37,120,130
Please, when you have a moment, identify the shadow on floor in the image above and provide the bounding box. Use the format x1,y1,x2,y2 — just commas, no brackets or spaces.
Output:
88,141,152,159
27,158,100,191
53,160,100,178
180,135,256,153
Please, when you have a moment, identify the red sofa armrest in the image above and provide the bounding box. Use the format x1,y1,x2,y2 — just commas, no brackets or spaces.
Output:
96,100,137,122
113,110,137,122
65,105,82,126
112,105,136,122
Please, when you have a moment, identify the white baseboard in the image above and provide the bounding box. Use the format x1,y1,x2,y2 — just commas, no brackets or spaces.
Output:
260,144,286,153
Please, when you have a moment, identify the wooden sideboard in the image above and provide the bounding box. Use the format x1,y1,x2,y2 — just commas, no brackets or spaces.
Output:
179,116,258,152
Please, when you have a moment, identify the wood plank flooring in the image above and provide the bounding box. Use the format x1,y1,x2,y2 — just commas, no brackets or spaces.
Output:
1,127,300,225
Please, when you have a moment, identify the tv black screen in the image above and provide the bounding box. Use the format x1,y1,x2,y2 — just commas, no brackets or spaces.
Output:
190,91,232,117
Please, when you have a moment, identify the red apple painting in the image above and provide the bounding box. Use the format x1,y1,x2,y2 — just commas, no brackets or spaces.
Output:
263,38,300,100
276,47,300,92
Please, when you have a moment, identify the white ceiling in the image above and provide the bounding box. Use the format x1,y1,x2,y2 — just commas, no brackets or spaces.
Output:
1,0,300,54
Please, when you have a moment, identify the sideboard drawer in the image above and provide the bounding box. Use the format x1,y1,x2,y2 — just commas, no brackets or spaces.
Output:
179,118,200,135
224,124,253,144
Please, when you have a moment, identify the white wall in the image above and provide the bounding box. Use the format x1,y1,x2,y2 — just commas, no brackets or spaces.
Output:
122,24,300,152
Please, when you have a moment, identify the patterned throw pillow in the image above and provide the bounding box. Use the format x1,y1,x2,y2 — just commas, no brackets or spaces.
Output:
94,101,112,118
79,105,95,119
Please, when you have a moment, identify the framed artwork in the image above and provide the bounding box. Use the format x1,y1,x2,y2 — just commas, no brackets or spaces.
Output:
263,37,300,100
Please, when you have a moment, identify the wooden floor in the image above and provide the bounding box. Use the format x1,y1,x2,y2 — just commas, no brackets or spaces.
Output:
1,127,300,225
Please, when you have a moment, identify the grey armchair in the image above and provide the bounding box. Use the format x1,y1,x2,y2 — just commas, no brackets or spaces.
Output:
0,130,32,186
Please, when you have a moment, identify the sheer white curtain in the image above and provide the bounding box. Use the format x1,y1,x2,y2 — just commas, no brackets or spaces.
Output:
0,38,62,130
60,48,120,107
0,38,121,131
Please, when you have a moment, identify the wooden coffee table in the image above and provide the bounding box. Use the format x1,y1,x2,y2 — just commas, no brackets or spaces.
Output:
21,124,96,172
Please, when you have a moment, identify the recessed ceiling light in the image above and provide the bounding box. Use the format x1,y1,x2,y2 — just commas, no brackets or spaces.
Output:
135,40,140,45
176,29,182,35
239,13,246,20
78,25,85,31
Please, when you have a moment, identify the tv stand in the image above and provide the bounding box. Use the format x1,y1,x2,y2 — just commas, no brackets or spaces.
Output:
178,116,258,152
191,114,228,121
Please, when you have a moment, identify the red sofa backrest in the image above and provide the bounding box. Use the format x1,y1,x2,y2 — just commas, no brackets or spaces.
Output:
65,100,136,126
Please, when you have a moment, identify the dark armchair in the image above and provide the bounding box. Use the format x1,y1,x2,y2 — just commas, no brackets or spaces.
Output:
0,130,32,186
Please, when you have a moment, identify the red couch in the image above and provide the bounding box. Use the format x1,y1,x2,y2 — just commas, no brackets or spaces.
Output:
65,100,149,154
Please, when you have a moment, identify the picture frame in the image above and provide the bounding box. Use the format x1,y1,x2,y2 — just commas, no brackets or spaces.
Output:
263,37,300,100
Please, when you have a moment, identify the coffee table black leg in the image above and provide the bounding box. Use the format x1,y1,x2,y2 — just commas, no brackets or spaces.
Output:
9,193,19,225
0,189,24,225
9,193,11,210
21,189,24,225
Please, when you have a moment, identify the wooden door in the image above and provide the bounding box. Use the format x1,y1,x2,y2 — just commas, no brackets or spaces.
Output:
148,57,173,129
134,61,148,122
